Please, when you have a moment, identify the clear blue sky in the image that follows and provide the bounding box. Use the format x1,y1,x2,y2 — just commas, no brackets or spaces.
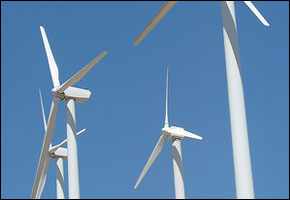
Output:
1,1,289,199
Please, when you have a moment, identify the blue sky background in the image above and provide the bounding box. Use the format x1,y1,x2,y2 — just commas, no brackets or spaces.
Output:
1,1,289,199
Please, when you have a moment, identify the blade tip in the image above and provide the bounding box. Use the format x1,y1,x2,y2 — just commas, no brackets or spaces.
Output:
133,40,140,45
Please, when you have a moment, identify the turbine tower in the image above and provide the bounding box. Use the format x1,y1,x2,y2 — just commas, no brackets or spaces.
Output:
31,26,107,199
38,89,85,199
132,2,270,198
220,2,269,198
134,68,203,199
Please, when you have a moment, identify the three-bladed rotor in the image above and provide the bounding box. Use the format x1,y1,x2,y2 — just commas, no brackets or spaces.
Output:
134,68,202,190
40,26,108,101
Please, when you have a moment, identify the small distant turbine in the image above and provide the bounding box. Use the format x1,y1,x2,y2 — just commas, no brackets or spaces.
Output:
134,68,203,199
132,2,270,198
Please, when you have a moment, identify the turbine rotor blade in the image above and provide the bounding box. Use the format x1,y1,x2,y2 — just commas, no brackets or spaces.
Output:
35,157,51,199
179,129,203,140
133,1,178,45
31,97,60,199
243,1,270,26
56,51,108,93
40,26,60,88
39,89,47,131
134,134,166,189
164,67,169,127
49,128,86,154
169,128,203,140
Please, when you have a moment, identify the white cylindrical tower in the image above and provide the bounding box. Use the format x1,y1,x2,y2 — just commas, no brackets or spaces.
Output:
56,157,65,199
66,98,80,199
171,139,185,199
221,1,254,198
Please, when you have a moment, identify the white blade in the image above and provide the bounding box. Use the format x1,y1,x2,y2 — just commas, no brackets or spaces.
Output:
49,128,86,154
39,89,47,131
243,1,270,26
134,134,166,189
31,97,60,199
35,157,51,199
164,67,169,127
36,89,52,199
57,51,108,93
179,129,203,140
133,1,178,45
40,26,60,88
170,128,203,140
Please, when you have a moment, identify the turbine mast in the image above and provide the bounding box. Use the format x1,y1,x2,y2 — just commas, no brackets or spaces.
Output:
221,1,255,198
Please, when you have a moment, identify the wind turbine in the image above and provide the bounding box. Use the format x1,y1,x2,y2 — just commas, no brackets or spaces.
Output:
38,89,85,199
134,68,203,199
132,1,270,198
31,26,108,199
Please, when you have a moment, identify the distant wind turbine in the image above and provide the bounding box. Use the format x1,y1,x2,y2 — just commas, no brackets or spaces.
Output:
134,68,203,199
31,26,108,199
132,1,270,198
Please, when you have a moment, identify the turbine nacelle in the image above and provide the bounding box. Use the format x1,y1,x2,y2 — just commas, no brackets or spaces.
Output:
162,126,185,140
52,86,91,103
48,147,68,160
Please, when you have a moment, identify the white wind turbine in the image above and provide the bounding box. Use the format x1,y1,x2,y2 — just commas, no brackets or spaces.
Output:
31,26,108,199
132,1,270,198
38,89,85,199
134,68,203,199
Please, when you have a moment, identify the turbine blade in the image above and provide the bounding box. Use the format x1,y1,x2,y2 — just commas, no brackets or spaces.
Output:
40,26,60,88
39,89,47,131
56,51,108,93
164,67,169,127
170,128,203,140
31,97,60,199
76,128,86,136
180,129,203,140
49,128,86,154
134,134,166,189
35,157,51,199
133,1,178,45
243,1,270,26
